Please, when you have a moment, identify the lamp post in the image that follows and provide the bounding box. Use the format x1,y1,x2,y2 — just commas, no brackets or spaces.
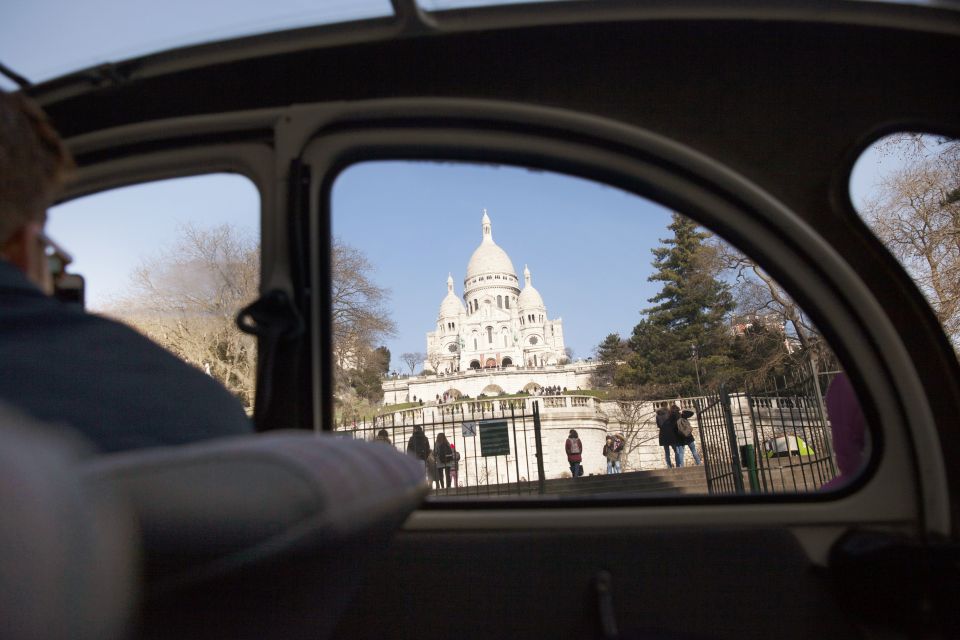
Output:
691,343,703,396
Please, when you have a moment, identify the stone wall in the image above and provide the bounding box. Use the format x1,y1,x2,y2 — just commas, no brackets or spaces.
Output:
381,362,599,405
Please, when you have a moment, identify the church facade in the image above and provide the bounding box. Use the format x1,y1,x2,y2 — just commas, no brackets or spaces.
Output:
382,210,597,406
425,210,567,373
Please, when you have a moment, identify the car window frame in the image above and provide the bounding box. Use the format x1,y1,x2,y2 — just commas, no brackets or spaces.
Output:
289,98,947,535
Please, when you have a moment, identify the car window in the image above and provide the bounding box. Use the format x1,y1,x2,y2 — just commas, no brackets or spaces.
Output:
47,173,260,414
330,159,868,500
850,133,959,354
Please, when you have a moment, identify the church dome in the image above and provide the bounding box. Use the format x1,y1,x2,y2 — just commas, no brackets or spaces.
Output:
518,265,545,310
439,274,466,317
465,210,517,282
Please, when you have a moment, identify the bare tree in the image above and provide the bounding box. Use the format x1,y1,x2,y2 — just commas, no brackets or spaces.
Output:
861,135,959,348
110,228,398,411
110,223,259,408
401,351,425,375
426,350,443,375
610,400,658,471
710,238,827,379
331,238,397,370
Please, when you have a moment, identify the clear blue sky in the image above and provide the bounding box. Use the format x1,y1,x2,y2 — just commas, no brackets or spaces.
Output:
45,150,900,374
332,161,672,370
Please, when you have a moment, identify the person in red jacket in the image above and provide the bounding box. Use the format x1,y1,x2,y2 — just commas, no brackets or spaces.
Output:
565,429,583,478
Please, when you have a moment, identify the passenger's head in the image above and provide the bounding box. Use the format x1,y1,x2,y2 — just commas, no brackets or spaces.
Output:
569,429,578,439
0,91,73,288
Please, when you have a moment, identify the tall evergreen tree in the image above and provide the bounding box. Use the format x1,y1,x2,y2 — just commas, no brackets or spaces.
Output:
592,332,630,388
623,214,735,395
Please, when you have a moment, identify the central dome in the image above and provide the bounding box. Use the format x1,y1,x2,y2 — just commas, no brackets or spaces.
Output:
465,210,517,281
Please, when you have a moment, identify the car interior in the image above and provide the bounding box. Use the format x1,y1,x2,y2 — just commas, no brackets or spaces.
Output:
3,1,960,638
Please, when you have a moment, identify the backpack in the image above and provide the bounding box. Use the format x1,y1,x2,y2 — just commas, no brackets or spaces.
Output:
677,416,693,438
569,438,582,455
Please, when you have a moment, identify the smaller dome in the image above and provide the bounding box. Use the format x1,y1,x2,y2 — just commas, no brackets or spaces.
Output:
439,273,466,317
518,265,545,310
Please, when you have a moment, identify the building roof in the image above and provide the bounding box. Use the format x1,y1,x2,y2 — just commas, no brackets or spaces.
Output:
465,210,517,282
439,273,466,318
518,265,545,310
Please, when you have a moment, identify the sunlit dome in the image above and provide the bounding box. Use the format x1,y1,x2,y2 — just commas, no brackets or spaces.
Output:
518,265,545,310
465,210,517,282
439,273,466,317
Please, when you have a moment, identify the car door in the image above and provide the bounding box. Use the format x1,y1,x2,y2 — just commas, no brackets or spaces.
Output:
42,5,960,638
273,97,954,639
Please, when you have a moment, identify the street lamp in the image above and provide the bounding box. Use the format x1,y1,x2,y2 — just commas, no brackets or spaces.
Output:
690,343,703,396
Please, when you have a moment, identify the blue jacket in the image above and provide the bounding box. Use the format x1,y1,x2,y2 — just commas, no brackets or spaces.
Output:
0,260,252,453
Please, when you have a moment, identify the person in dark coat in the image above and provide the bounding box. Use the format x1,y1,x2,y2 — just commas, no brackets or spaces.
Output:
0,91,252,453
433,432,454,488
657,402,682,468
406,425,431,480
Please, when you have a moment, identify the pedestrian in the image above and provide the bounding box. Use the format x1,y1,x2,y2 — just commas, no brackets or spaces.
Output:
668,404,686,467
613,432,625,473
603,435,620,474
679,410,702,465
565,429,583,478
434,432,454,488
406,425,432,481
657,402,682,468
449,442,460,487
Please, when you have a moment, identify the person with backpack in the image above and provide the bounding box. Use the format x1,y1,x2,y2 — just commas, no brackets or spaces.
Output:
449,442,461,487
566,429,584,478
659,403,683,468
678,409,702,465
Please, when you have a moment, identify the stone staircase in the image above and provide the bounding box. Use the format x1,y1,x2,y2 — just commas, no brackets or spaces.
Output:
434,466,709,498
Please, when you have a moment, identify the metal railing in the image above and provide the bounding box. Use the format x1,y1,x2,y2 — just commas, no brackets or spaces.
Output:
337,401,545,497
697,363,838,495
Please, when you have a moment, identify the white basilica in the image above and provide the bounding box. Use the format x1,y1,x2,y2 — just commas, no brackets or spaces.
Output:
426,211,567,372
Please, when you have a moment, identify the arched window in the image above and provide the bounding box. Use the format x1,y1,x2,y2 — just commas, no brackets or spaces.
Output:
505,297,510,309
474,299,478,311
487,326,493,344
497,295,502,308
503,334,508,347
474,338,478,350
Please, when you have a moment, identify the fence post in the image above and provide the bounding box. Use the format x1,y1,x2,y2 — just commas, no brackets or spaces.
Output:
720,389,746,494
743,443,761,493
808,357,837,477
533,401,546,495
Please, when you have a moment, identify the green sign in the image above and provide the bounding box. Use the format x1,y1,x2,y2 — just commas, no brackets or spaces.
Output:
479,420,510,457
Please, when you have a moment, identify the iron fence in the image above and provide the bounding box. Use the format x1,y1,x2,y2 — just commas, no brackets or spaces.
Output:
336,400,545,496
696,362,838,495
743,363,837,493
